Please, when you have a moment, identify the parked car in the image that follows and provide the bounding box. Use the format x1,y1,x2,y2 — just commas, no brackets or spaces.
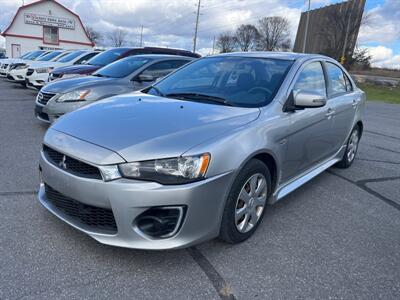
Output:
37,52,365,250
35,54,193,123
25,50,100,90
0,50,49,77
48,47,200,81
0,53,7,59
7,50,70,84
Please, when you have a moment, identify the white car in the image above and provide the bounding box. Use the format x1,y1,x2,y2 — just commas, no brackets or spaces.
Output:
7,50,71,85
26,50,100,89
0,50,49,77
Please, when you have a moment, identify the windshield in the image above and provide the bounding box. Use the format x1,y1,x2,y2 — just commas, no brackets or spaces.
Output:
37,51,64,61
19,51,34,59
24,50,46,60
57,50,86,63
148,56,293,107
87,48,129,66
94,57,150,78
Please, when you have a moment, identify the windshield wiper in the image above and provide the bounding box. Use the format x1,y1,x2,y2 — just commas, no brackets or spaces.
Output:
165,93,232,106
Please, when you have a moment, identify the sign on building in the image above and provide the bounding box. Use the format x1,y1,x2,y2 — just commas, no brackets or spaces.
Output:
24,13,75,30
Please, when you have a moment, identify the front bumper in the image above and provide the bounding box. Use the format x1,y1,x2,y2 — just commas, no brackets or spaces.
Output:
7,69,26,83
26,72,48,89
35,98,88,123
38,149,233,250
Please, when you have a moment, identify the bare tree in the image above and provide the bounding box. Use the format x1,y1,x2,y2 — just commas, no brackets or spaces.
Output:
257,16,291,51
107,29,127,47
85,26,102,45
234,24,260,51
216,32,236,53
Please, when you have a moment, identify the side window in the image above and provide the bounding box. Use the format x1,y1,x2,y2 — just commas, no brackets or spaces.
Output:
75,53,98,64
140,60,188,80
344,73,353,92
293,62,326,96
325,62,347,96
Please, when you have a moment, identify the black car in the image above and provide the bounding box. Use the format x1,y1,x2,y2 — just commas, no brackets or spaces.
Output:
49,47,200,81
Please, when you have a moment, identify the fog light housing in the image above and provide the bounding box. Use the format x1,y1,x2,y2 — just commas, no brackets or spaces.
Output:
134,206,186,238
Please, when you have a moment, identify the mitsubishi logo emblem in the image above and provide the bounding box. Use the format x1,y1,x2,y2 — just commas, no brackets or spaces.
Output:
59,155,67,170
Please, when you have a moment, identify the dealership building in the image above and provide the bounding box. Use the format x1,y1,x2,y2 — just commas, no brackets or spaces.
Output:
1,0,94,58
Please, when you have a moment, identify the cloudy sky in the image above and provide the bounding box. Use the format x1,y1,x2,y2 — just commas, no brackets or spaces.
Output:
0,0,399,68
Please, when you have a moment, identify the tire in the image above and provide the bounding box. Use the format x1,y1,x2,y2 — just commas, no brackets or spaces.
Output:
219,159,271,244
336,126,360,169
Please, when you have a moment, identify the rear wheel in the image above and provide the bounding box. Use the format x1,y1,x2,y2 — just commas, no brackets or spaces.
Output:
219,159,271,244
336,126,360,168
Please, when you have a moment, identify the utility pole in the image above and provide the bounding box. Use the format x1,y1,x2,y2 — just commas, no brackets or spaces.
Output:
341,0,355,64
139,25,143,47
212,36,216,55
302,0,311,53
193,0,201,53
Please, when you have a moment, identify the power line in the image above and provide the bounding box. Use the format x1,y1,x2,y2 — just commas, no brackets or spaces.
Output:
302,0,311,53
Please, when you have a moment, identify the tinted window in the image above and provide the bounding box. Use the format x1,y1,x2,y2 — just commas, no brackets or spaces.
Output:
94,56,150,78
140,60,190,79
87,48,130,66
326,62,347,96
57,51,86,63
293,62,326,96
37,51,63,61
149,57,293,107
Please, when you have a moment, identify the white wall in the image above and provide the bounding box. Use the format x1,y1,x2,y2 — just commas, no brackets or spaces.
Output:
5,0,92,57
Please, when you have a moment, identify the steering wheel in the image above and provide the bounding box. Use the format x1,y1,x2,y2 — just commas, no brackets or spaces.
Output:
248,86,272,95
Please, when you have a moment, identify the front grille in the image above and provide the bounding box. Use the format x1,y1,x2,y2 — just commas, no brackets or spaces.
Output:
45,184,117,233
26,68,34,76
50,73,62,80
37,91,56,105
43,145,103,180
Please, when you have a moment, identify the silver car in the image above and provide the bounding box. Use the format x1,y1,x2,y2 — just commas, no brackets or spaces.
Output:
35,55,193,123
38,52,365,250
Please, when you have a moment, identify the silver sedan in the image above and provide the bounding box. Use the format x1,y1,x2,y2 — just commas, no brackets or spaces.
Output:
38,52,365,250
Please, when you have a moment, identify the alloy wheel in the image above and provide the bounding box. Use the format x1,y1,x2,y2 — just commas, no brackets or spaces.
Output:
347,129,359,162
235,173,267,233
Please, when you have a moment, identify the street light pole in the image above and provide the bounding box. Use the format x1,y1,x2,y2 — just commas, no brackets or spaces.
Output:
302,0,311,53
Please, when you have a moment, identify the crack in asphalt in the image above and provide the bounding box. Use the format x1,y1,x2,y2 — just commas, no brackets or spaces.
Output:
0,190,37,196
365,130,400,141
327,171,400,211
356,157,400,165
187,247,236,300
364,144,400,155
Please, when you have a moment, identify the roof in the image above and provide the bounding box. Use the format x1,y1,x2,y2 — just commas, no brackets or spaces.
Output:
1,0,94,46
124,54,194,60
212,51,324,60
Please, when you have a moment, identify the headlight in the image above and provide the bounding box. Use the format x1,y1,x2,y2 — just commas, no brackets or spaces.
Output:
61,73,80,79
56,90,90,102
118,153,210,184
36,67,53,74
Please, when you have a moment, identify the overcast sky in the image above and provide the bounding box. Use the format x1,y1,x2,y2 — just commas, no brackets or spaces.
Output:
0,0,399,68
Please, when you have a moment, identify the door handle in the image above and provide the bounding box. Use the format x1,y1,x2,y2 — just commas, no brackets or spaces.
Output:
325,108,335,119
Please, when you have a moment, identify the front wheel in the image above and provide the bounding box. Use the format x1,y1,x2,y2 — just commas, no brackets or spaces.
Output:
336,126,360,168
219,159,271,244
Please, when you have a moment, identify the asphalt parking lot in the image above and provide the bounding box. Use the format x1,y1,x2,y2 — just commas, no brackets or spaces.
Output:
0,78,399,300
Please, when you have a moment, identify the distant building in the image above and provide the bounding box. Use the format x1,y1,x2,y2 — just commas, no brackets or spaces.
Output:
293,0,365,61
1,0,94,58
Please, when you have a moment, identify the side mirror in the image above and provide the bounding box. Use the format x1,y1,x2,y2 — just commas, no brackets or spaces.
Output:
135,74,156,82
293,91,326,108
79,60,87,65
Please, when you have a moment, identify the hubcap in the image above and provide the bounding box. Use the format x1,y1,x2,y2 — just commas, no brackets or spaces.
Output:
347,129,359,162
234,173,267,233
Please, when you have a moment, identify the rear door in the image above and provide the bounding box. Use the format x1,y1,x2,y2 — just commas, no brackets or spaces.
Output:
323,62,357,150
281,60,335,181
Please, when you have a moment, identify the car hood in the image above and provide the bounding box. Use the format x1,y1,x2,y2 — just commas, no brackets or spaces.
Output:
51,93,260,162
52,64,100,75
28,61,64,69
43,75,114,93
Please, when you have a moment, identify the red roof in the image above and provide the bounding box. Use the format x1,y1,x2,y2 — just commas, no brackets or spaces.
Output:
1,0,94,46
